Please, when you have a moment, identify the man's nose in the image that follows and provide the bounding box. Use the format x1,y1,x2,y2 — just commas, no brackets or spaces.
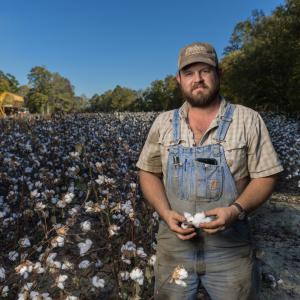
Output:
194,71,203,82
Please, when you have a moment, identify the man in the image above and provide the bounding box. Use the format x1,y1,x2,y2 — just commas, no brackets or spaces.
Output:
136,42,283,300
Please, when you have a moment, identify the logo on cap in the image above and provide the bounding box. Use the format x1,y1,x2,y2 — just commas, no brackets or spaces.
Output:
185,45,208,57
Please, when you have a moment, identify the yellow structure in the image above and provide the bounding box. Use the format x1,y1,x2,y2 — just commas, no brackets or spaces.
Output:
0,92,25,117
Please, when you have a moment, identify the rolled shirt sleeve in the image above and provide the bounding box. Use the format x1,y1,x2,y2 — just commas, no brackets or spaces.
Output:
247,112,284,178
136,114,163,173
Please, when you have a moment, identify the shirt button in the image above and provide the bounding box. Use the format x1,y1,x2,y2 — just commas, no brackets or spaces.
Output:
227,159,233,167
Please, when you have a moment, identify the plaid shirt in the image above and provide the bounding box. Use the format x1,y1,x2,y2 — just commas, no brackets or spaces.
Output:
136,98,283,182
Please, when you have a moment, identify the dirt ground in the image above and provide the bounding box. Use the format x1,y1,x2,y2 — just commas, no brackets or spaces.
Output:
252,192,300,300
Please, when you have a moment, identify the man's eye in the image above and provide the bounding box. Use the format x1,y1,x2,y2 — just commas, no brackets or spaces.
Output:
202,69,211,73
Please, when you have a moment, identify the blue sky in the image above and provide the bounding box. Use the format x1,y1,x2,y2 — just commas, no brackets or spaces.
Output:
0,0,284,97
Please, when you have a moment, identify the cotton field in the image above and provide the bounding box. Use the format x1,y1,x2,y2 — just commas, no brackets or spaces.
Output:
0,111,299,299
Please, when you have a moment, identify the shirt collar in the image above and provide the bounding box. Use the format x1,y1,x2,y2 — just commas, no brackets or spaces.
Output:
178,97,228,127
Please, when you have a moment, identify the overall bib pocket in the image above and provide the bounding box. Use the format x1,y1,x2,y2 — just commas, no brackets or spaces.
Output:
166,155,187,200
195,159,223,200
160,134,190,200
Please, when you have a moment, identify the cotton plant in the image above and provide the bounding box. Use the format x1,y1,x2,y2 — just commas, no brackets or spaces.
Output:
170,266,188,287
121,241,137,264
0,112,297,299
15,261,34,279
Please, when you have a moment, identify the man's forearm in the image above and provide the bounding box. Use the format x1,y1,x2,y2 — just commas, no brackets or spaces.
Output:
200,174,279,233
234,175,278,214
138,170,171,221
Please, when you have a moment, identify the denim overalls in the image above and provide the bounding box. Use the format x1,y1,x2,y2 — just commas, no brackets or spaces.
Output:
155,103,259,300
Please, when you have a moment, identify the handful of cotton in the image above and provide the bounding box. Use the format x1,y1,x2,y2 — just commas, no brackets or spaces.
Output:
181,212,214,229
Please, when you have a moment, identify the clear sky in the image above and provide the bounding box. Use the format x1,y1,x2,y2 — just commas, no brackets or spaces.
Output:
0,0,285,97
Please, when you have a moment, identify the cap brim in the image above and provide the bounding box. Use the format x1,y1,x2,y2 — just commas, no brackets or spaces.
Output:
179,56,217,70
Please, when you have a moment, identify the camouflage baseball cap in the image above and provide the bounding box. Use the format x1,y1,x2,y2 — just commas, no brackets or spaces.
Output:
178,42,218,70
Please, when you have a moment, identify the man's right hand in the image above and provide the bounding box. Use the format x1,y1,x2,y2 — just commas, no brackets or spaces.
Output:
163,210,196,240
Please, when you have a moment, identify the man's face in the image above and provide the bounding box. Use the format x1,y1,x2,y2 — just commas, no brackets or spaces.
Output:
176,62,220,108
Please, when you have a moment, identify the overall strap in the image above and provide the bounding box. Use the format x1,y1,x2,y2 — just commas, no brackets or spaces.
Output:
172,109,181,142
214,103,235,142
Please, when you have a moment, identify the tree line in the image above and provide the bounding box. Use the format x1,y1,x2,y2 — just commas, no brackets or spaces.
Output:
1,0,299,114
0,67,88,114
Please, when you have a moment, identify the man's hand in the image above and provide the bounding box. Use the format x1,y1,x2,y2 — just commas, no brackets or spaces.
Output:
198,206,239,234
163,210,196,240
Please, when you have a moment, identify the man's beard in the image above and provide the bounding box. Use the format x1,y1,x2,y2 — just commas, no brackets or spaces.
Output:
181,81,220,108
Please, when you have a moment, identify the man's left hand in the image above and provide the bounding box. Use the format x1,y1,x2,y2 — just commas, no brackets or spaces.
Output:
198,206,239,234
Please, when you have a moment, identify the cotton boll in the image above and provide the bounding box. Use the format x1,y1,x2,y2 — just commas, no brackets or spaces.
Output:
56,200,66,208
92,276,105,288
183,212,194,223
78,260,90,269
40,293,52,300
8,251,19,261
95,260,103,268
51,236,65,248
57,236,65,246
56,274,68,290
130,267,144,285
170,266,188,287
1,285,9,297
95,175,105,185
192,212,214,227
80,220,91,232
78,239,92,256
19,237,31,248
120,271,130,281
108,224,120,237
62,261,74,270
64,192,74,203
137,247,147,258
181,211,214,228
0,267,5,280
149,255,157,266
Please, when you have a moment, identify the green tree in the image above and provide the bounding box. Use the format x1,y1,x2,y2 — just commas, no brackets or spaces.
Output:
27,66,78,114
18,85,30,97
143,75,183,111
49,73,75,112
28,66,52,95
0,71,19,93
221,0,300,112
110,85,138,111
89,86,138,112
26,91,48,113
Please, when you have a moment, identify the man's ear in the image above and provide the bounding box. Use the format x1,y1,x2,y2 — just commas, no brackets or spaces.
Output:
176,72,181,84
